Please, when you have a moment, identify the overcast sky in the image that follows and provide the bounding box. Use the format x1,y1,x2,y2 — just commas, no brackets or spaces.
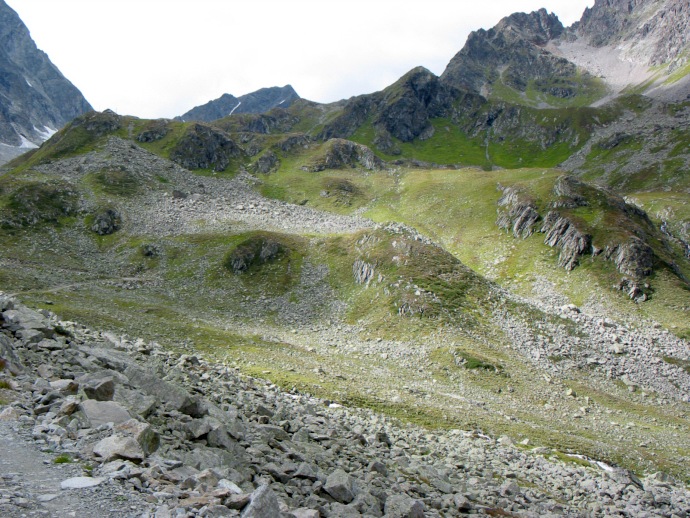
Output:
9,0,594,119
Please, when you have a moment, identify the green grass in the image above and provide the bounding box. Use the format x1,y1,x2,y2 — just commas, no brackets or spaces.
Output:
53,454,73,464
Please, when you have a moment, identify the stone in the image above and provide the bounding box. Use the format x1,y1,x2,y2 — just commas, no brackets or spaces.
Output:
125,365,206,417
50,379,79,395
115,418,160,455
186,417,214,439
324,468,356,504
0,334,23,375
0,407,21,420
83,377,115,401
240,484,281,517
384,494,425,518
453,494,472,511
80,399,131,427
114,387,158,417
289,509,320,518
60,477,106,489
500,480,521,496
93,435,145,462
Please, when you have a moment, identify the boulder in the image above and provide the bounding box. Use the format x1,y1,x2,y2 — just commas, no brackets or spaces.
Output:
80,399,131,427
383,494,425,518
240,485,282,518
124,365,206,417
0,334,23,375
324,469,356,504
93,435,145,462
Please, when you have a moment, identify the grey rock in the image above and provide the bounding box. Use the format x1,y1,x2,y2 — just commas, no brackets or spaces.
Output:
383,494,425,518
93,435,145,462
0,333,22,374
60,477,106,489
324,468,356,504
240,484,282,518
80,399,131,427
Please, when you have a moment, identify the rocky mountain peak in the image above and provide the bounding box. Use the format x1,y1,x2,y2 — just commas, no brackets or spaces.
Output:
176,85,300,122
494,8,565,46
0,0,92,164
574,0,690,67
440,9,573,96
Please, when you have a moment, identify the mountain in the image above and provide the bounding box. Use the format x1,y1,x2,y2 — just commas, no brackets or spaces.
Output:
176,85,300,122
0,0,92,164
0,0,689,504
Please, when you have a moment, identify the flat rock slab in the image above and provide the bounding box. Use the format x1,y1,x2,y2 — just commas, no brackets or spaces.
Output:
60,477,106,489
80,399,131,427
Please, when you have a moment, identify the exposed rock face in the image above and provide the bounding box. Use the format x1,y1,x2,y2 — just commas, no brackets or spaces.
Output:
91,208,122,235
0,0,91,163
576,0,690,68
541,210,592,270
496,176,671,296
496,187,541,238
441,9,574,94
377,67,455,143
226,236,286,273
170,124,243,172
176,85,300,122
302,139,384,172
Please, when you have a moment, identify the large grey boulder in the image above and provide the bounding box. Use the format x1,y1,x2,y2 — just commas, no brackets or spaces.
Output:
383,494,425,518
80,399,131,427
240,485,282,518
324,468,356,504
124,365,207,417
0,334,22,375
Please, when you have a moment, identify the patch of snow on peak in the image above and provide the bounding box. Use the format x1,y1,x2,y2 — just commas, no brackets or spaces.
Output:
35,126,57,141
278,99,285,105
25,78,32,88
19,135,38,149
228,101,242,117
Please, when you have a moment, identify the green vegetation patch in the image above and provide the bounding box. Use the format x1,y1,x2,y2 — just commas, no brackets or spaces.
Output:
225,235,290,273
0,180,80,228
89,168,142,196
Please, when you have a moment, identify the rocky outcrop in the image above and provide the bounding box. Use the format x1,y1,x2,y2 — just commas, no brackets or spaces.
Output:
0,0,91,163
496,177,675,296
91,208,122,235
225,236,286,273
252,150,280,174
441,9,575,95
575,0,690,69
496,186,541,238
170,124,243,172
177,85,300,122
541,210,593,270
302,139,384,172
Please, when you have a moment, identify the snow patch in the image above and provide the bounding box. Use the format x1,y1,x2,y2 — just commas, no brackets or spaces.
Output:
34,126,57,141
278,99,285,105
228,101,242,117
19,135,39,149
25,78,32,88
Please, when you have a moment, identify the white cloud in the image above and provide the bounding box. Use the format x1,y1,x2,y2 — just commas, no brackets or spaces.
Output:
8,0,594,119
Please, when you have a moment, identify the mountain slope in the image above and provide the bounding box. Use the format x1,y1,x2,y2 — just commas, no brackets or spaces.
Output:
439,9,606,108
0,0,92,164
176,85,300,122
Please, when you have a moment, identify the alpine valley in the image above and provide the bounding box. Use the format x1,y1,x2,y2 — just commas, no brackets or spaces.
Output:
0,0,689,517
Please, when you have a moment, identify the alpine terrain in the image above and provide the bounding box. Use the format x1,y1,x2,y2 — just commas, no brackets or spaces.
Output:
0,0,92,165
0,1,689,517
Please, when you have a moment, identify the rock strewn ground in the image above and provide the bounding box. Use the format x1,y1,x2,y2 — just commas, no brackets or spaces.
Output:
35,137,375,237
1,293,689,517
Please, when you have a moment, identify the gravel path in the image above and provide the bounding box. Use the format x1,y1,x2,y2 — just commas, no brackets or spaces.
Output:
0,420,152,517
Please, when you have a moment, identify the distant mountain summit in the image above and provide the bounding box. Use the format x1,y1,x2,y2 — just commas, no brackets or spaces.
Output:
440,9,575,98
0,0,92,164
176,85,300,122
